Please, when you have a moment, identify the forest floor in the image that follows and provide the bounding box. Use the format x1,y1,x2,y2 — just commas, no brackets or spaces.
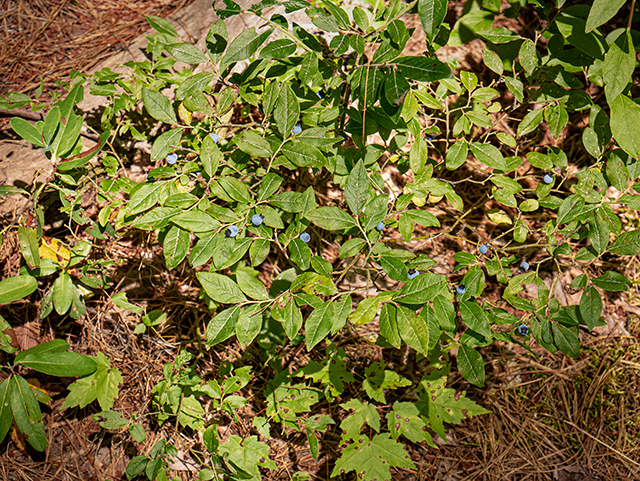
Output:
1,0,640,480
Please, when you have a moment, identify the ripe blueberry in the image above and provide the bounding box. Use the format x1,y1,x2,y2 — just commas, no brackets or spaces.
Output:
520,261,530,272
292,124,302,135
456,284,466,295
517,324,529,335
146,173,155,182
209,133,219,144
166,153,178,165
316,91,324,99
543,173,554,185
251,214,264,226
479,244,488,254
376,222,385,231
300,232,311,243
408,268,419,280
225,225,239,238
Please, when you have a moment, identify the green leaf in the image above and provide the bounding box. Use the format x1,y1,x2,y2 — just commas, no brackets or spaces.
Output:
418,0,447,43
205,306,241,346
176,72,215,100
476,27,522,44
260,38,297,58
446,141,468,170
588,214,609,254
163,225,189,270
340,399,381,441
218,435,277,478
579,286,602,331
10,375,47,451
236,305,262,348
165,42,207,64
379,255,408,282
282,141,325,168
396,306,430,357
274,83,299,137
469,142,507,171
386,401,431,444
394,272,445,304
289,238,312,270
198,272,247,304
306,207,356,230
344,160,369,215
609,230,640,255
171,210,217,232
592,271,631,291
42,106,60,145
305,301,333,351
379,304,401,348
60,352,122,411
526,152,553,170
236,270,269,301
553,323,580,358
222,27,271,66
218,176,252,204
0,378,12,445
141,88,177,125
517,108,544,137
10,117,44,147
331,433,416,481
459,301,491,338
94,410,128,429
457,344,485,386
555,13,606,60
394,57,452,82
362,195,388,231
603,31,635,103
483,48,504,75
349,298,379,326
151,128,182,162
610,94,640,159
585,0,627,32
236,130,272,158
53,271,74,315
17,348,97,377
0,275,37,304
146,14,178,36
18,227,40,268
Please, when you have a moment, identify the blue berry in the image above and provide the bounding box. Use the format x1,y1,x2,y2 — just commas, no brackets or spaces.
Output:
479,244,488,254
146,173,155,182
166,153,178,165
316,91,324,99
543,173,554,185
456,284,466,295
225,225,239,238
425,133,436,140
300,232,311,243
407,268,419,280
520,261,530,271
251,214,264,226
517,324,529,335
209,133,219,144
292,124,302,134
376,222,385,231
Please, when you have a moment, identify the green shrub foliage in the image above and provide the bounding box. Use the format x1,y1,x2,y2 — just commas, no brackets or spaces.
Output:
2,0,639,477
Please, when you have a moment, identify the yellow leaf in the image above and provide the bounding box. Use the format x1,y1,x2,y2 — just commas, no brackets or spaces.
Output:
39,237,71,267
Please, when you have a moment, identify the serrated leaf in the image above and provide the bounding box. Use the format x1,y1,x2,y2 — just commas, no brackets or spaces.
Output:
340,399,381,441
197,272,247,304
394,272,445,304
395,57,452,82
592,271,631,291
344,160,369,215
585,0,626,32
306,207,356,230
218,435,277,478
349,298,379,326
379,303,401,348
166,42,207,64
386,401,431,444
609,230,640,255
274,83,299,137
236,130,272,157
305,301,333,351
579,286,602,331
141,88,177,125
396,306,430,357
379,255,408,282
205,306,241,346
610,94,640,159
163,225,189,270
60,352,122,411
331,434,415,481
457,344,485,386
469,142,507,171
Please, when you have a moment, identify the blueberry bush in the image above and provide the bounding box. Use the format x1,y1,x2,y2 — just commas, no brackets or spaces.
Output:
1,0,639,478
